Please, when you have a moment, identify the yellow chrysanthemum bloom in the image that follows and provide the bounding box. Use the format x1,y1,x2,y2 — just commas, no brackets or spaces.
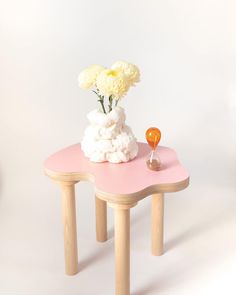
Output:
111,61,140,86
96,69,129,99
78,65,105,89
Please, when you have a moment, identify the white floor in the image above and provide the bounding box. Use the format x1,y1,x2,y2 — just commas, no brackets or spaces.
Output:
0,180,236,295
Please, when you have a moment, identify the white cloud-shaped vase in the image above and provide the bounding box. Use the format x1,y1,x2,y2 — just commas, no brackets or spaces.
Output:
81,107,138,163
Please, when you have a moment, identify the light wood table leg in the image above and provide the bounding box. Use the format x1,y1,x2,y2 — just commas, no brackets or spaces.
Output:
151,193,164,256
60,181,79,275
109,203,137,295
95,196,107,242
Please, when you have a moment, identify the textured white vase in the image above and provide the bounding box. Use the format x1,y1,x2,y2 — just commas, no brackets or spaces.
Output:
81,107,138,163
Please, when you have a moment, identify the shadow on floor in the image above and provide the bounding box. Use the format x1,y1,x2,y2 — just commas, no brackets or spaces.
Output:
81,192,236,294
79,240,113,271
132,198,236,294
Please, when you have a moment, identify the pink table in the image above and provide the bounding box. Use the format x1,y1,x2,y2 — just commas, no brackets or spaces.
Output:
44,142,189,295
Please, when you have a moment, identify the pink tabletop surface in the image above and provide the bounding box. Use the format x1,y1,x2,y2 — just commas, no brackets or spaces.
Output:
44,142,189,196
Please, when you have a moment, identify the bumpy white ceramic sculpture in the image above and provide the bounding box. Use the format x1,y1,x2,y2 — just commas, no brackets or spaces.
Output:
81,107,138,163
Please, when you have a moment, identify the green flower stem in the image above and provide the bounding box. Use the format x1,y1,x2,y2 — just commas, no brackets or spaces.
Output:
93,90,106,114
108,95,113,112
99,98,106,114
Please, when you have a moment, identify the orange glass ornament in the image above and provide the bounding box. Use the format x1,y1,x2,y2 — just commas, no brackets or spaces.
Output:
145,127,161,150
145,127,162,171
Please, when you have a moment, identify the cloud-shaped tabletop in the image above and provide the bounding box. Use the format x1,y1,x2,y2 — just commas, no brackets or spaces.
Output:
44,142,189,204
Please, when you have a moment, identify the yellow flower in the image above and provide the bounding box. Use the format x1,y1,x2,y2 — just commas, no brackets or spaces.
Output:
96,69,129,99
111,61,140,86
78,65,105,89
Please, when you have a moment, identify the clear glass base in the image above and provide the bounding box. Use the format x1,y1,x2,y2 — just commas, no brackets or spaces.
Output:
146,150,161,171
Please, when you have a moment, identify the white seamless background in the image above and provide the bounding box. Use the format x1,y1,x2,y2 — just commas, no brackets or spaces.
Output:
0,1,236,294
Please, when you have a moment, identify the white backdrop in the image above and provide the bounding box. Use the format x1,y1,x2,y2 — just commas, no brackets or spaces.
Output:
0,1,236,294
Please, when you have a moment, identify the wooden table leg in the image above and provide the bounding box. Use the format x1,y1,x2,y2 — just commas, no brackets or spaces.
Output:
151,193,164,256
59,181,79,275
115,207,130,295
109,203,137,295
95,196,107,242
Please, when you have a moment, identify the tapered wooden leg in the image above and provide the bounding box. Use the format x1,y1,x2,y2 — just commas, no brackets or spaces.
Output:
95,196,107,242
115,207,130,295
60,181,79,275
109,203,137,295
151,193,164,256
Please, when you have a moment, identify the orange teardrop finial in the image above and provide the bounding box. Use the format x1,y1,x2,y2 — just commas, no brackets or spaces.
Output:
145,127,161,150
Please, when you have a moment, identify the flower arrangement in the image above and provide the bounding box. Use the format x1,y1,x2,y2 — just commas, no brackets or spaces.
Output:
78,61,140,163
78,61,140,113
